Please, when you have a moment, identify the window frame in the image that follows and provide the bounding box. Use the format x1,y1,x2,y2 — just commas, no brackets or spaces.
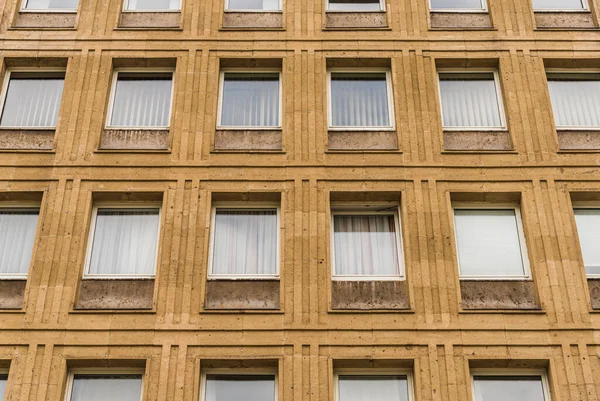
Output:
0,68,67,130
224,0,282,12
470,369,551,401
437,68,507,131
0,202,41,280
334,369,415,401
325,0,386,12
452,203,531,280
330,204,405,281
64,368,145,401
20,0,79,12
571,202,600,278
208,202,281,280
327,68,396,131
428,0,487,13
200,369,279,401
105,68,176,130
216,69,283,130
82,202,162,280
532,0,588,12
122,0,182,12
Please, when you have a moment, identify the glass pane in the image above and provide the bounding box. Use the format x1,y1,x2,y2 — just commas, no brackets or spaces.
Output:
220,73,280,127
24,0,79,9
430,0,484,9
125,0,181,10
212,209,278,276
574,209,600,275
70,375,143,401
330,73,390,127
454,209,526,277
439,73,502,128
532,0,585,10
110,73,173,127
0,75,64,127
333,215,401,276
0,210,39,275
339,376,409,401
473,376,546,401
547,77,600,128
227,0,280,10
328,0,382,11
0,374,7,400
205,375,276,401
88,208,160,276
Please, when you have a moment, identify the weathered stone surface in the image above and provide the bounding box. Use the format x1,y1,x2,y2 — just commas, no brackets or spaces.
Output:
557,130,600,150
205,280,280,309
331,280,410,310
0,280,26,309
325,12,387,28
444,130,512,151
13,12,76,28
214,130,282,150
328,130,398,150
460,280,540,310
100,129,169,150
430,12,492,29
119,12,181,28
587,279,600,309
223,12,283,28
75,279,155,310
0,129,54,150
535,12,596,28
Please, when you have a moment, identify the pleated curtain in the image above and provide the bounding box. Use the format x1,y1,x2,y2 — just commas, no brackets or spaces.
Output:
574,209,600,275
211,210,278,275
430,0,483,9
0,76,64,127
472,377,546,401
338,376,410,401
220,73,280,127
532,0,584,9
330,73,390,127
547,77,600,127
333,214,400,276
25,0,78,8
0,210,39,275
126,0,180,9
205,376,276,401
69,375,142,401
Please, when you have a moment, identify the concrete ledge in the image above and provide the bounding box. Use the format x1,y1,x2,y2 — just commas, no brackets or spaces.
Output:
0,129,54,150
430,12,492,29
535,11,596,29
222,12,283,28
325,12,387,28
588,278,600,309
460,280,539,310
100,129,169,150
214,130,282,150
444,130,512,151
331,280,410,310
13,12,76,28
328,130,398,150
119,11,180,28
205,280,280,310
0,280,26,310
557,130,600,150
75,279,155,310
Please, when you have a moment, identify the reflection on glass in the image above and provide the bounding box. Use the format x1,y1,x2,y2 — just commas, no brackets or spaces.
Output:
473,376,546,401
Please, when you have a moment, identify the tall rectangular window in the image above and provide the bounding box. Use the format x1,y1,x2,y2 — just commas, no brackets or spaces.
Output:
204,375,276,401
532,0,586,10
225,0,280,10
438,71,505,129
22,0,78,10
209,206,279,278
67,373,143,401
0,72,65,128
573,208,600,276
430,0,486,10
472,375,549,401
547,73,600,128
218,72,281,128
337,374,411,401
0,374,7,400
328,71,393,129
85,206,161,278
124,0,181,10
107,71,174,128
0,208,39,278
332,210,403,279
327,0,383,11
453,206,529,278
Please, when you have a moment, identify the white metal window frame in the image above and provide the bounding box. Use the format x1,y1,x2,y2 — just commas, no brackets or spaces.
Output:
452,203,531,280
63,368,145,401
327,68,396,131
20,0,79,12
532,0,588,12
334,369,415,401
216,69,283,130
0,68,66,130
571,202,600,278
224,0,282,12
122,0,182,12
105,68,176,130
330,203,405,281
208,202,281,280
428,0,487,13
437,68,507,131
200,369,279,401
470,369,551,401
0,201,41,280
325,0,386,12
82,202,162,279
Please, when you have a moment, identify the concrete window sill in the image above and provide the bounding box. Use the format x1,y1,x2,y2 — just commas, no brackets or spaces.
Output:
587,278,600,309
222,11,283,29
13,11,76,28
100,128,170,150
214,129,282,151
557,129,600,150
430,11,493,29
460,280,540,310
118,11,181,28
0,128,55,150
534,11,596,29
74,278,155,310
204,279,280,310
325,11,387,29
0,280,27,310
328,130,398,151
331,280,410,310
443,130,512,151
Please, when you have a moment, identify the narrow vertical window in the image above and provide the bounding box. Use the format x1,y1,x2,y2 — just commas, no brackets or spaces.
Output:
337,374,411,401
532,0,586,10
0,208,39,278
225,0,280,10
68,374,143,401
430,0,486,10
472,375,549,401
573,208,600,276
546,73,600,128
22,0,79,10
204,375,276,401
124,0,181,10
0,374,7,400
327,0,383,11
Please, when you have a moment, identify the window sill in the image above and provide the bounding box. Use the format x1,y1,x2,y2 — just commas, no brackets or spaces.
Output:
222,11,284,29
325,149,401,154
443,130,512,151
0,128,55,150
118,10,181,28
214,129,282,151
328,130,398,151
70,309,156,314
430,11,493,29
458,309,545,314
12,11,76,28
534,11,596,29
99,128,170,151
324,11,388,29
205,279,280,310
557,129,600,151
328,308,415,314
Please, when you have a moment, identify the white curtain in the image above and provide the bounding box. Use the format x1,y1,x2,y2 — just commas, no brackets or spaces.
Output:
338,376,409,401
333,215,400,276
330,73,390,127
547,77,600,127
328,0,382,11
25,0,78,9
0,375,7,400
220,74,280,127
70,375,142,401
227,0,280,10
88,209,159,276
211,210,277,275
430,0,484,9
532,0,584,9
454,209,525,277
0,75,64,127
205,375,275,401
574,209,600,275
439,73,502,128
473,377,546,401
126,0,180,10
0,210,39,275
110,74,173,128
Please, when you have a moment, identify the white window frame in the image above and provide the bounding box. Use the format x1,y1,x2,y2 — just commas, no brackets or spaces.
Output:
437,69,507,131
428,0,487,13
453,203,531,280
122,0,182,12
0,202,41,280
330,203,405,281
105,68,175,130
64,368,145,401
208,202,281,280
83,202,162,280
470,369,551,401
532,0,588,12
224,0,282,12
327,68,396,131
200,369,278,401
325,0,386,12
0,68,66,130
334,369,415,401
216,69,283,130
20,0,79,12
571,202,600,278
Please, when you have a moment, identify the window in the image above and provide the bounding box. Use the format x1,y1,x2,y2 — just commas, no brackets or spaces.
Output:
430,0,486,11
0,373,7,400
124,0,181,10
21,0,78,10
66,372,143,401
546,73,600,129
438,71,505,130
107,71,174,129
0,71,65,128
472,373,550,401
331,207,404,280
84,205,161,278
573,207,600,276
203,374,276,401
327,0,384,12
335,372,412,401
453,206,529,278
225,0,280,11
0,207,39,279
209,205,279,278
532,0,587,10
218,72,281,129
328,70,394,129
